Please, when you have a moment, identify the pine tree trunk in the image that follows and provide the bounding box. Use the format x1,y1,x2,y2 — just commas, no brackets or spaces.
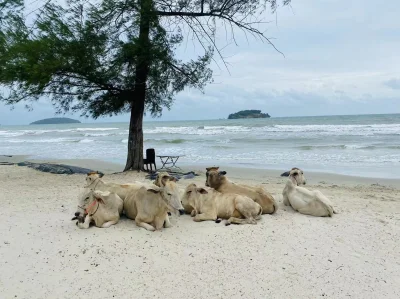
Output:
124,100,145,171
123,0,151,172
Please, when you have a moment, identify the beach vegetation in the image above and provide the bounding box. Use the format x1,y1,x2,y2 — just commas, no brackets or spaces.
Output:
228,110,270,119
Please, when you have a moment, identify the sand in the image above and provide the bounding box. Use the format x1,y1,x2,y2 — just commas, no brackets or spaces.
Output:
0,161,399,299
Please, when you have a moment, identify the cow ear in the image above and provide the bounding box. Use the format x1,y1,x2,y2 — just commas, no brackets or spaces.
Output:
280,171,290,177
169,176,178,182
206,167,219,171
147,186,161,194
218,171,227,176
147,189,160,194
161,175,170,186
197,188,208,194
94,196,105,204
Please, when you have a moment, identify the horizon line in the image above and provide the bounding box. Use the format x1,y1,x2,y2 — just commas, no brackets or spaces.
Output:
1,112,400,126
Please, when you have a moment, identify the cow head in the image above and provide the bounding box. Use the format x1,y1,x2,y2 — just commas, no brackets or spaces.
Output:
280,167,300,177
206,169,227,189
288,168,306,186
182,183,209,210
85,171,104,188
205,166,219,186
147,182,185,215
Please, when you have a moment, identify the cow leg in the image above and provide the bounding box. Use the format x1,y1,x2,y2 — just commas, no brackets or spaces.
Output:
136,222,156,231
163,213,172,228
77,215,92,229
154,216,166,230
135,217,156,231
226,217,257,226
230,200,259,225
283,195,291,207
193,213,216,222
101,220,118,228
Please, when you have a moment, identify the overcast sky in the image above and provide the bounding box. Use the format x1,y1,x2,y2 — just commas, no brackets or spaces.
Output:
1,0,399,125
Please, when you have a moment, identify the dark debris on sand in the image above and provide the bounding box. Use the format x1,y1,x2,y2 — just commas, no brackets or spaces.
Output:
14,161,103,175
145,170,199,181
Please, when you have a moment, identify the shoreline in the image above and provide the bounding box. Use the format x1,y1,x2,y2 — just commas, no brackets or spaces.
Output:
2,154,399,188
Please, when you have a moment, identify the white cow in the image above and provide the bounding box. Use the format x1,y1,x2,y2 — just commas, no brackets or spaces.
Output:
75,190,124,229
282,168,337,217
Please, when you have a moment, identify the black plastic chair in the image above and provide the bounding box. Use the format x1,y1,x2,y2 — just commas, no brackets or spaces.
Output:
143,148,157,172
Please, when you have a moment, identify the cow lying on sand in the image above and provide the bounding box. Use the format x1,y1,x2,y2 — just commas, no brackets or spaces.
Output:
74,190,123,229
73,172,144,219
84,171,144,201
182,183,263,226
124,184,185,231
206,167,278,214
282,168,337,217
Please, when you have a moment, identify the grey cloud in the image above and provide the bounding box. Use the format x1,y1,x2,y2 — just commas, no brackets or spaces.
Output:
2,0,400,125
384,78,400,90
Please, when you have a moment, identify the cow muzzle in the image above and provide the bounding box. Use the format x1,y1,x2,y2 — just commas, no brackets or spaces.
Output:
179,209,185,215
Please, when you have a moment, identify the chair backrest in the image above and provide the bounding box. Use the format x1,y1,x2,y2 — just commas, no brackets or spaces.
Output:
146,148,156,163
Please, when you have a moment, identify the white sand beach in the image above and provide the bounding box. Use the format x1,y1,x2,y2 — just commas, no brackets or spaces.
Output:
0,161,399,299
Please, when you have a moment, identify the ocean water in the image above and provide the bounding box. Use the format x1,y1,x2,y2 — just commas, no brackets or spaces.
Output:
0,114,399,178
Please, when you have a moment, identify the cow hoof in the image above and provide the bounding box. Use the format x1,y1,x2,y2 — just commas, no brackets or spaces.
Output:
76,221,78,226
167,212,171,216
215,218,222,223
225,222,231,226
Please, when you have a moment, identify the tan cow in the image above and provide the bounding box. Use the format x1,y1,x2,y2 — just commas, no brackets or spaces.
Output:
182,183,262,225
206,168,278,214
282,168,337,217
75,190,123,229
124,184,185,231
84,172,144,198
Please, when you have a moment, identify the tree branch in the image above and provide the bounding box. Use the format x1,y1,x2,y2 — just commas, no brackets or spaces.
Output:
156,7,285,57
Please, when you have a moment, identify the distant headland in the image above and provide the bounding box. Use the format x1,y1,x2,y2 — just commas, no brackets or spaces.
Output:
228,110,270,119
30,117,81,125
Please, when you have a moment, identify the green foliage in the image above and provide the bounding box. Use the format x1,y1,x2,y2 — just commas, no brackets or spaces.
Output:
0,0,214,118
228,110,270,119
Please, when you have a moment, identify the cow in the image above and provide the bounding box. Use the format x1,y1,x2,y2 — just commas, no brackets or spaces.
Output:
74,189,123,229
124,184,185,231
206,168,278,214
74,172,144,219
182,183,263,226
282,168,337,217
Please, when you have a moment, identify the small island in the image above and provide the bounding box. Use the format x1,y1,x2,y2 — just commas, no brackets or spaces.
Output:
30,117,81,125
228,110,270,119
